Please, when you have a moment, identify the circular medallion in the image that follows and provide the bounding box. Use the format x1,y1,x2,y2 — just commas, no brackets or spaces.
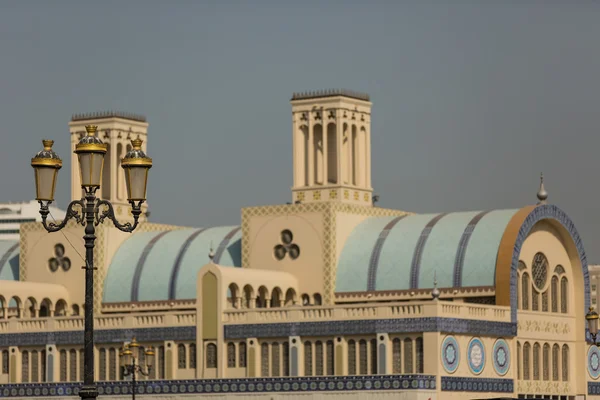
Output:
589,346,600,379
441,336,460,373
468,338,485,375
492,339,510,376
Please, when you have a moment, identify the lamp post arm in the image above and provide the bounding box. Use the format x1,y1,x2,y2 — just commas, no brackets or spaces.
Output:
94,199,144,232
39,199,85,232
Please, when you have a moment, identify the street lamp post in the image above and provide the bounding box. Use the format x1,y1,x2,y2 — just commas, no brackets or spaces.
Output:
120,338,154,400
31,125,153,400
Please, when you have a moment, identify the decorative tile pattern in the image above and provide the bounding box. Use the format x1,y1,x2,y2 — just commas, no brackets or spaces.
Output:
589,381,600,395
510,205,590,327
441,336,460,373
0,374,436,397
224,317,515,339
492,338,510,376
453,211,491,287
467,337,485,375
410,213,448,288
589,346,600,379
0,326,195,347
441,376,513,393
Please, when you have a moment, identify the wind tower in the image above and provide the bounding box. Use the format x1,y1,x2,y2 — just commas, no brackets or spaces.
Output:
290,89,373,205
68,111,149,221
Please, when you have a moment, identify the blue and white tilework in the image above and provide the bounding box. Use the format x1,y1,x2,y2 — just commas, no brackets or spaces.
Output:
441,377,513,393
589,381,600,395
588,346,600,379
492,338,510,376
0,375,436,397
467,337,485,375
441,335,460,373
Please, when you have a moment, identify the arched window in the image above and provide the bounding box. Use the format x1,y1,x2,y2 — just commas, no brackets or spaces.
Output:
562,345,569,381
313,294,322,306
533,343,540,380
543,344,550,381
517,342,521,380
561,277,568,313
523,342,531,380
261,343,269,377
551,276,559,312
206,343,217,369
359,340,368,374
109,348,116,380
532,289,539,311
189,344,196,369
542,291,548,312
282,342,290,376
227,342,236,368
99,349,106,381
177,344,186,369
552,344,559,381
326,340,334,376
271,342,280,377
79,349,83,381
41,350,46,382
392,338,402,373
522,274,530,310
416,337,424,373
158,346,165,379
22,350,29,383
69,349,77,381
59,350,67,382
315,341,323,376
239,342,247,368
304,341,313,376
31,351,38,383
404,338,413,374
348,340,356,375
370,338,377,374
2,349,9,374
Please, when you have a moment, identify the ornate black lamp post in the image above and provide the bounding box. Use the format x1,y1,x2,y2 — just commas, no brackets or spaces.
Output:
120,338,155,400
587,307,600,344
30,125,153,400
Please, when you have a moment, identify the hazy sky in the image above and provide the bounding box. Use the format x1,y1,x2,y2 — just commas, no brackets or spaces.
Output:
1,1,599,259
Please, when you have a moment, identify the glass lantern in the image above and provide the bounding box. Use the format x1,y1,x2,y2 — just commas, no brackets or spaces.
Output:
74,125,107,188
31,140,62,201
121,139,152,201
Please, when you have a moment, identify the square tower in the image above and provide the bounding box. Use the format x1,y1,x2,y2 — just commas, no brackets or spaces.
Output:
290,89,373,205
68,111,149,221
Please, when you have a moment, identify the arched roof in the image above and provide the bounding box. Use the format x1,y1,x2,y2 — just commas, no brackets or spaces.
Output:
336,209,520,292
103,226,241,303
0,240,19,281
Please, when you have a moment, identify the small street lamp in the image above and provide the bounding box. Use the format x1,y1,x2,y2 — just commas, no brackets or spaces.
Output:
31,126,153,400
587,307,599,344
120,338,155,400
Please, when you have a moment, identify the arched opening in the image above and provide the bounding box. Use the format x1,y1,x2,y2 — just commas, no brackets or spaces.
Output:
8,296,21,318
342,123,349,184
313,293,322,306
300,125,309,186
351,125,358,185
301,294,310,306
0,296,5,318
360,126,368,187
25,297,37,318
284,288,296,306
326,123,337,184
270,287,283,308
257,286,269,308
39,298,52,317
55,299,68,317
243,285,254,309
313,124,323,185
227,283,240,309
71,304,80,316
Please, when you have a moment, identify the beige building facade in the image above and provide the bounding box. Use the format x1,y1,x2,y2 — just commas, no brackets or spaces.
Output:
0,92,596,400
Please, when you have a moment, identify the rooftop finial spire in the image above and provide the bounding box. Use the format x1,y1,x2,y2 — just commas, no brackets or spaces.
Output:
432,270,440,300
209,241,215,263
537,173,548,204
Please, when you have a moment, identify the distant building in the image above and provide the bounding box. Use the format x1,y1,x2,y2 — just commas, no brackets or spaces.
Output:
0,201,64,241
0,94,596,400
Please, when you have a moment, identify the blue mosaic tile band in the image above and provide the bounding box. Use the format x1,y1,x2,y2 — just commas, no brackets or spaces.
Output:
510,205,590,326
410,213,448,289
589,381,600,395
224,317,516,339
0,326,195,347
441,376,513,393
0,375,437,397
